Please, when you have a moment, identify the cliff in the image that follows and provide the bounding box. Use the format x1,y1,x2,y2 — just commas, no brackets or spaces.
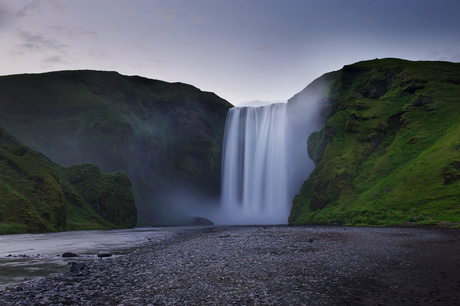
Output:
0,127,136,234
0,70,232,225
289,58,460,226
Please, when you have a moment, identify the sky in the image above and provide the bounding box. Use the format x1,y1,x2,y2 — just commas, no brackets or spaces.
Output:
0,0,459,106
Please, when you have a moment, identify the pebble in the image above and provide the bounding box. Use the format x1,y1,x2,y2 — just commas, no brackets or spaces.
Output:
0,226,459,305
97,251,112,258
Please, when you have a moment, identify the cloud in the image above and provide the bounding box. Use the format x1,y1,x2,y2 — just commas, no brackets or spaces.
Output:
188,14,205,24
0,6,7,26
88,48,108,59
16,0,41,17
0,2,17,29
452,53,460,62
16,0,65,17
253,43,270,52
17,29,68,52
43,54,66,63
146,58,170,68
47,0,65,13
426,48,460,62
427,50,440,58
160,8,179,21
46,25,99,40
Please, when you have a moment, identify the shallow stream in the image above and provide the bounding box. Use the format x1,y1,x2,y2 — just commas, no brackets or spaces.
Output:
0,227,187,289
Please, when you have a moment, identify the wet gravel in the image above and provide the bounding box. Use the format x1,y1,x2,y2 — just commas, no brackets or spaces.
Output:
0,225,459,305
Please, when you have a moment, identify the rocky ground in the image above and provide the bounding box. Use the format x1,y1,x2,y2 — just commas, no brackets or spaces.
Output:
0,225,459,305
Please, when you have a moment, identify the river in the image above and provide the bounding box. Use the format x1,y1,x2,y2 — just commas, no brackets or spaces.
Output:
0,227,189,289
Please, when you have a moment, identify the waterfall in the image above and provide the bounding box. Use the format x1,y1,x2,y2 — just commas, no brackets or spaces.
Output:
219,103,289,224
214,80,327,225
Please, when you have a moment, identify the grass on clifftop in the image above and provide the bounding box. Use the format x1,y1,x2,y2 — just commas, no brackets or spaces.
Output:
289,58,460,226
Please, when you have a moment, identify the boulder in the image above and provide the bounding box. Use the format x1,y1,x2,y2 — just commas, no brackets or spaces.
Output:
68,262,85,272
97,251,112,258
192,217,214,226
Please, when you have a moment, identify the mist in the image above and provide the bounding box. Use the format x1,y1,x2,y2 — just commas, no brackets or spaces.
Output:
238,100,285,107
285,77,332,201
152,76,331,226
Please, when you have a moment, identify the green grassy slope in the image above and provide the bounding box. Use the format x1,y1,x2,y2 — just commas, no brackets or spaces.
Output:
0,127,136,234
289,58,460,226
0,71,232,225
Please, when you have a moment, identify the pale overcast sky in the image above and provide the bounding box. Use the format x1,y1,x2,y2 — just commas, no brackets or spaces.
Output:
0,0,459,106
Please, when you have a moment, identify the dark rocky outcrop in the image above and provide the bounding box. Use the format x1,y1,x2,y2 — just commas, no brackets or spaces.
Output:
0,71,232,225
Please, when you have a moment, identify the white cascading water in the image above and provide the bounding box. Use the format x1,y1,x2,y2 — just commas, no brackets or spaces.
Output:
219,103,289,224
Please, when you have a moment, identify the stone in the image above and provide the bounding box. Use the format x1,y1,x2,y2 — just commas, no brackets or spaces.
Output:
68,262,86,272
62,252,78,257
192,217,214,226
98,251,112,258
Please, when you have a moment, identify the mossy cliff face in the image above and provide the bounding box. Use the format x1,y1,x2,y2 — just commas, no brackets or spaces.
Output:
289,58,460,226
0,127,136,234
0,71,232,225
64,164,137,230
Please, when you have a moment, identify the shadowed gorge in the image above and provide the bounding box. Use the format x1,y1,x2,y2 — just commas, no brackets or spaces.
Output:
289,58,460,226
0,71,232,226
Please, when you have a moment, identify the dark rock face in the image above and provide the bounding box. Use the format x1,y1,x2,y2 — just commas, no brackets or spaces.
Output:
62,252,78,258
0,71,233,225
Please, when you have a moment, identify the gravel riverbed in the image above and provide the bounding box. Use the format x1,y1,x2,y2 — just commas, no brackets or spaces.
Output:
1,225,459,305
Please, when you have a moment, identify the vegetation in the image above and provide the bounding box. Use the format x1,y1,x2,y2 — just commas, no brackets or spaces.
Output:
0,127,136,234
289,58,460,226
0,71,232,225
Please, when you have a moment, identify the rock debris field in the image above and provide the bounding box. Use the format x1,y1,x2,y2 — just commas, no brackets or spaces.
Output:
1,225,459,305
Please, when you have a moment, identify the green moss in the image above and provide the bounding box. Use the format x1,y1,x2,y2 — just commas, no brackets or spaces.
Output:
0,127,137,234
290,59,460,226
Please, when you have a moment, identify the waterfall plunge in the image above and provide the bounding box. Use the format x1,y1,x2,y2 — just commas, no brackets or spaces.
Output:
212,81,326,225
219,103,290,224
